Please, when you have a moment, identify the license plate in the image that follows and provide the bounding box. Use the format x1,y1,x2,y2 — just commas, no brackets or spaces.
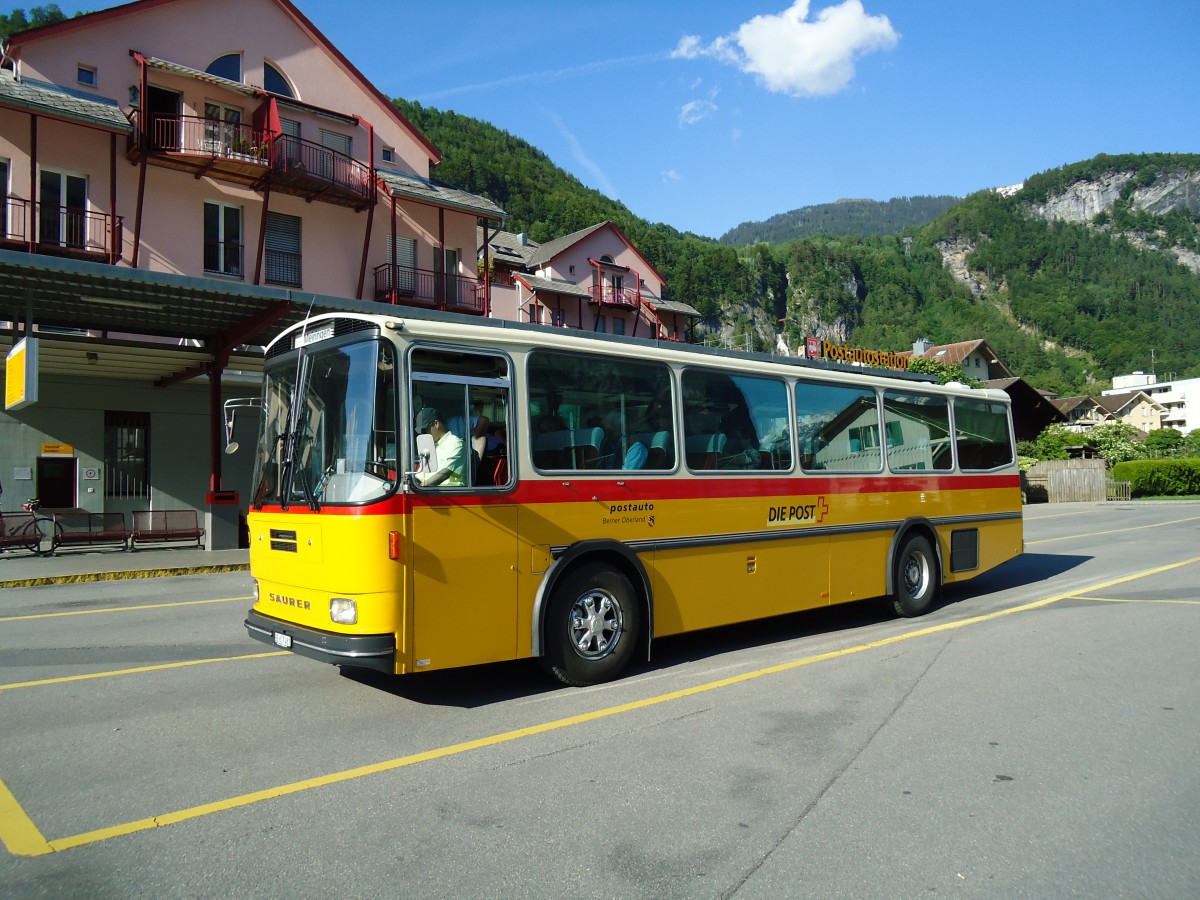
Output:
273,632,293,649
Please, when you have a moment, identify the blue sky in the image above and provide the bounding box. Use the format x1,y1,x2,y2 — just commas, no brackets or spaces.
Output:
43,0,1200,238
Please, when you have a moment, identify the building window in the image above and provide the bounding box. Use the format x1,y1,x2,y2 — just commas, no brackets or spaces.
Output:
206,53,242,82
39,169,87,248
77,64,97,87
264,212,301,287
263,60,294,98
105,411,150,498
382,146,395,163
203,201,243,277
204,102,244,153
318,129,351,180
612,317,626,336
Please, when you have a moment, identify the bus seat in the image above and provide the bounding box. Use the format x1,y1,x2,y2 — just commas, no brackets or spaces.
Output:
533,430,571,469
634,431,673,469
685,433,726,469
566,427,605,469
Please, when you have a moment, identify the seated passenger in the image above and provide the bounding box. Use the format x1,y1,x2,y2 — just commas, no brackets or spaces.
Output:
601,412,648,470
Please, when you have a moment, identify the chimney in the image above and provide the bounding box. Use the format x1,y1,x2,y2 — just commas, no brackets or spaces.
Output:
912,338,933,356
517,232,529,246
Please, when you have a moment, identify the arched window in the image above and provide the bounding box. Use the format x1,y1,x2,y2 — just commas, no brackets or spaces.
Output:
206,53,242,82
263,61,295,98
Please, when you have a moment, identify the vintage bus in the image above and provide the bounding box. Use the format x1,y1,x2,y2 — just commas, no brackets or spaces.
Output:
243,311,1022,686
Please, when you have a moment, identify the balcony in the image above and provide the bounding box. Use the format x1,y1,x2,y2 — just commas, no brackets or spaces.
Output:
373,264,486,315
590,285,640,309
1,197,123,264
128,113,375,210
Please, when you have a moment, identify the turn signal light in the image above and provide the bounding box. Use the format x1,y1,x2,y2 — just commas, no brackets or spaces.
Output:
388,530,402,560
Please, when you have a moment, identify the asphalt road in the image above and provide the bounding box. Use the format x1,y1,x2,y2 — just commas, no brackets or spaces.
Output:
2,501,1199,898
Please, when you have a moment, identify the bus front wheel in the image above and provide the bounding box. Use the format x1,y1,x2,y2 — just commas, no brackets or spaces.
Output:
891,534,939,617
543,563,640,687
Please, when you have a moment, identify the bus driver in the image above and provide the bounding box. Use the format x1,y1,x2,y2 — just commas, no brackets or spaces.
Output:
414,407,466,487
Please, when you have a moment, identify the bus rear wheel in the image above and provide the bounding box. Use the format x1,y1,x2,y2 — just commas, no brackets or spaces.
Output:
891,534,939,617
543,563,640,687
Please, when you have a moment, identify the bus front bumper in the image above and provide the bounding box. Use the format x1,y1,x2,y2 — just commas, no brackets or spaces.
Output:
245,609,396,674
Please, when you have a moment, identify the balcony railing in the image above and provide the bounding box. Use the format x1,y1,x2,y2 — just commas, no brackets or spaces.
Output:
590,285,640,308
203,240,244,278
373,263,486,315
130,113,374,208
1,196,123,263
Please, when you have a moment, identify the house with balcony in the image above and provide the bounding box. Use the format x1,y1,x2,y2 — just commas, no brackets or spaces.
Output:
0,0,503,543
481,221,700,342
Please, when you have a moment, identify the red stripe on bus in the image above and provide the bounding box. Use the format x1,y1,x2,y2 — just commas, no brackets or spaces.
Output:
253,472,1019,516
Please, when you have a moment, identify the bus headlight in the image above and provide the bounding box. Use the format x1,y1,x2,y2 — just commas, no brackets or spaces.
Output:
330,597,358,625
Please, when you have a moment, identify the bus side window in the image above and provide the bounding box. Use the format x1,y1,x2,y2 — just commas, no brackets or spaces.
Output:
883,390,952,471
527,350,674,473
682,369,789,471
410,347,511,490
795,380,882,473
954,398,1014,470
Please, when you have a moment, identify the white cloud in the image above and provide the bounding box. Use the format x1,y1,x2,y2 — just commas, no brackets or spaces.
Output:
674,0,898,98
662,169,682,183
679,99,718,126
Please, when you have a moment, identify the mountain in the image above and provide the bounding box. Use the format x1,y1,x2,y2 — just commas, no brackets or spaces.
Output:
393,98,1200,395
775,153,1200,394
718,196,961,245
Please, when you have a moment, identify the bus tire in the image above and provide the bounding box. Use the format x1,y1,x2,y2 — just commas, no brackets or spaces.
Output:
543,562,640,687
891,534,939,617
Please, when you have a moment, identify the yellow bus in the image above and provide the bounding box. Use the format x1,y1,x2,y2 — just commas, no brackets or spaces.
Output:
243,312,1022,685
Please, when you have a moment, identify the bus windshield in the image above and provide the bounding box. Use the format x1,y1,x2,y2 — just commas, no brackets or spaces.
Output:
252,338,397,508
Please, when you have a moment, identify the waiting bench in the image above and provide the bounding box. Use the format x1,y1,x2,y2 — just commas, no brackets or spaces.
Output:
0,511,46,554
51,512,130,552
130,510,206,549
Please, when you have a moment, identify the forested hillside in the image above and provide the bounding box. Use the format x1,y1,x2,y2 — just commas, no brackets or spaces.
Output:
393,100,752,327
719,195,960,245
396,97,1200,394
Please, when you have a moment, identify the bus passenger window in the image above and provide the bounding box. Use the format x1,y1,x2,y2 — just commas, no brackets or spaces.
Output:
682,369,789,471
527,351,674,473
883,390,952,471
795,381,882,472
954,398,1014,470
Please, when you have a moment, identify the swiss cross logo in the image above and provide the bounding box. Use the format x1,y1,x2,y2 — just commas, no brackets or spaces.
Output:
816,495,829,523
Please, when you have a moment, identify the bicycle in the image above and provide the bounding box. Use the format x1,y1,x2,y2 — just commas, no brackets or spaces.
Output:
0,499,56,557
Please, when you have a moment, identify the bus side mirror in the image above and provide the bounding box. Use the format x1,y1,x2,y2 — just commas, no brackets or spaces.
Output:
412,432,439,479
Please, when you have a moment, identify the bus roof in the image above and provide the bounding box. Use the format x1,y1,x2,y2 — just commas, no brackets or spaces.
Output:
267,309,1011,401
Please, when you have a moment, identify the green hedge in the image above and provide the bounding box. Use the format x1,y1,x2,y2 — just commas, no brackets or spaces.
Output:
1111,459,1200,497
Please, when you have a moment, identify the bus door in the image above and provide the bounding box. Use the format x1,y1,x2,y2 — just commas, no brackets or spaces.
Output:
408,348,519,671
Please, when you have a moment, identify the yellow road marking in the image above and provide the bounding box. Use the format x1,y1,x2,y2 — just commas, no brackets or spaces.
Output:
5,554,1197,857
1025,514,1200,545
0,596,252,623
0,651,289,693
0,778,48,857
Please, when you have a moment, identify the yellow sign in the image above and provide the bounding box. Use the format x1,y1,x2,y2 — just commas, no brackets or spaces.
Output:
41,443,74,456
5,337,38,410
820,339,910,371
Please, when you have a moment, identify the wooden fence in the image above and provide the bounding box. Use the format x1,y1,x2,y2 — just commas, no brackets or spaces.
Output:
1023,458,1118,503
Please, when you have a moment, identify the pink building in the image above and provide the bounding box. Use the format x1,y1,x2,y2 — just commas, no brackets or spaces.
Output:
482,222,699,342
2,0,502,311
0,0,503,541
